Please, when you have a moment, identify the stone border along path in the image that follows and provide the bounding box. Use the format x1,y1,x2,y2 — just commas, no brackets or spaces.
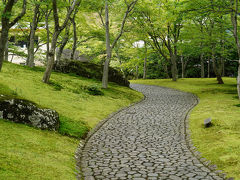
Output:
76,84,229,180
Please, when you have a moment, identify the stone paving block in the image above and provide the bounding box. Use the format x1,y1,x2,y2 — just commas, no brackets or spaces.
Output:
79,84,224,179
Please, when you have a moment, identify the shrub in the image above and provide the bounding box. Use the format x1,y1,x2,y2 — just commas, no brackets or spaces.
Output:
49,81,63,91
85,84,103,96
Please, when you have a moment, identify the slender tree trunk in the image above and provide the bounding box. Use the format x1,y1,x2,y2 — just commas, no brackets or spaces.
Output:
181,56,184,78
56,24,70,64
27,4,40,67
222,59,225,76
163,61,170,79
116,49,126,79
0,28,9,70
136,65,139,79
42,0,80,83
45,9,51,63
56,37,68,64
143,57,147,79
42,32,59,83
231,0,240,99
200,53,204,78
212,47,224,84
71,15,77,60
0,0,26,71
143,41,147,79
4,36,8,62
171,54,178,81
102,0,111,89
208,55,210,78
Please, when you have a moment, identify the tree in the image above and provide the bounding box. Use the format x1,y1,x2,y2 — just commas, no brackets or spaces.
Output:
42,0,81,83
26,0,42,67
230,0,240,99
101,0,138,88
0,0,27,71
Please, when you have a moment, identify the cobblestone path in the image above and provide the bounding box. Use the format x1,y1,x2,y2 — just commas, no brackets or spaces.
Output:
80,84,223,180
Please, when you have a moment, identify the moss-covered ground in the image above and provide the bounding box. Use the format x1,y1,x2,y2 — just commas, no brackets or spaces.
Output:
0,62,143,179
131,78,240,179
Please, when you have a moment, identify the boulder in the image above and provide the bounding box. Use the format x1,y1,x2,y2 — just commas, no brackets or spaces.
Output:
0,95,59,131
54,60,130,87
204,117,212,128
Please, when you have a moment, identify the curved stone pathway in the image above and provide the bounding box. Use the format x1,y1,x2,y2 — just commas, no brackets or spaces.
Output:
79,84,223,180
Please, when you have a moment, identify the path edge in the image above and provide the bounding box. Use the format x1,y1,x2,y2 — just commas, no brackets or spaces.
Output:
130,83,233,179
75,88,146,180
143,84,232,179
183,93,233,180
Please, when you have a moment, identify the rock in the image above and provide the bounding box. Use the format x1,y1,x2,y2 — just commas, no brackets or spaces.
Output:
204,118,212,128
54,60,130,87
56,48,92,62
0,95,59,131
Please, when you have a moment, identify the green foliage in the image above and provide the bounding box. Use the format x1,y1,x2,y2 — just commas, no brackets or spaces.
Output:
49,80,64,91
84,84,103,96
59,116,89,138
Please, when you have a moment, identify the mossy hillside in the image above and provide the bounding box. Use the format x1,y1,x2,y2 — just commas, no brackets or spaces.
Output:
54,60,130,87
0,62,143,138
131,78,240,179
0,62,143,179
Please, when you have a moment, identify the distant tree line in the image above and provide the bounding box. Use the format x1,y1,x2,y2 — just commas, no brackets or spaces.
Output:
1,0,240,98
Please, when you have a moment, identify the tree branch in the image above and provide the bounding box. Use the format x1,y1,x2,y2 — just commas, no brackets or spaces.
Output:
111,0,138,49
59,0,81,31
9,0,27,28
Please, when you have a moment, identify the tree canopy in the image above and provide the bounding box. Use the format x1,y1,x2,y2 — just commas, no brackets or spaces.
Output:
1,0,240,97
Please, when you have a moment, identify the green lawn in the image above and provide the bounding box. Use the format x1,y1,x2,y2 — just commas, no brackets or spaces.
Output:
0,119,78,180
0,62,143,179
131,78,240,179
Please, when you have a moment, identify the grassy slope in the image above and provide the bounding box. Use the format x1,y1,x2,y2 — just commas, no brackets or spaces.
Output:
0,62,143,179
131,78,240,179
0,120,78,180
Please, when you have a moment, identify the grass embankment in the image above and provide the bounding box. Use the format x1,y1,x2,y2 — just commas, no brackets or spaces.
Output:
0,62,143,179
131,78,240,179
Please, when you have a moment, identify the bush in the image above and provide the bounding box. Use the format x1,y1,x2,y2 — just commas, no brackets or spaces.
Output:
49,81,63,91
85,84,103,96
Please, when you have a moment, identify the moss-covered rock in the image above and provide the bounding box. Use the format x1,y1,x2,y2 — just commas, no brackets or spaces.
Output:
54,60,130,87
0,95,59,131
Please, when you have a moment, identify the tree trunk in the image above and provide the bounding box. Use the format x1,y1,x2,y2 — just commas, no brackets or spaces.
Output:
181,56,184,78
143,41,147,79
27,3,40,67
0,28,9,70
71,15,77,60
163,61,170,79
102,0,111,89
42,0,80,83
45,8,51,63
171,54,178,81
116,49,126,79
208,55,210,78
4,36,8,62
212,48,224,84
200,53,204,78
136,65,139,79
42,32,59,83
56,24,70,64
222,59,225,76
0,0,26,71
56,38,68,64
230,0,240,98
